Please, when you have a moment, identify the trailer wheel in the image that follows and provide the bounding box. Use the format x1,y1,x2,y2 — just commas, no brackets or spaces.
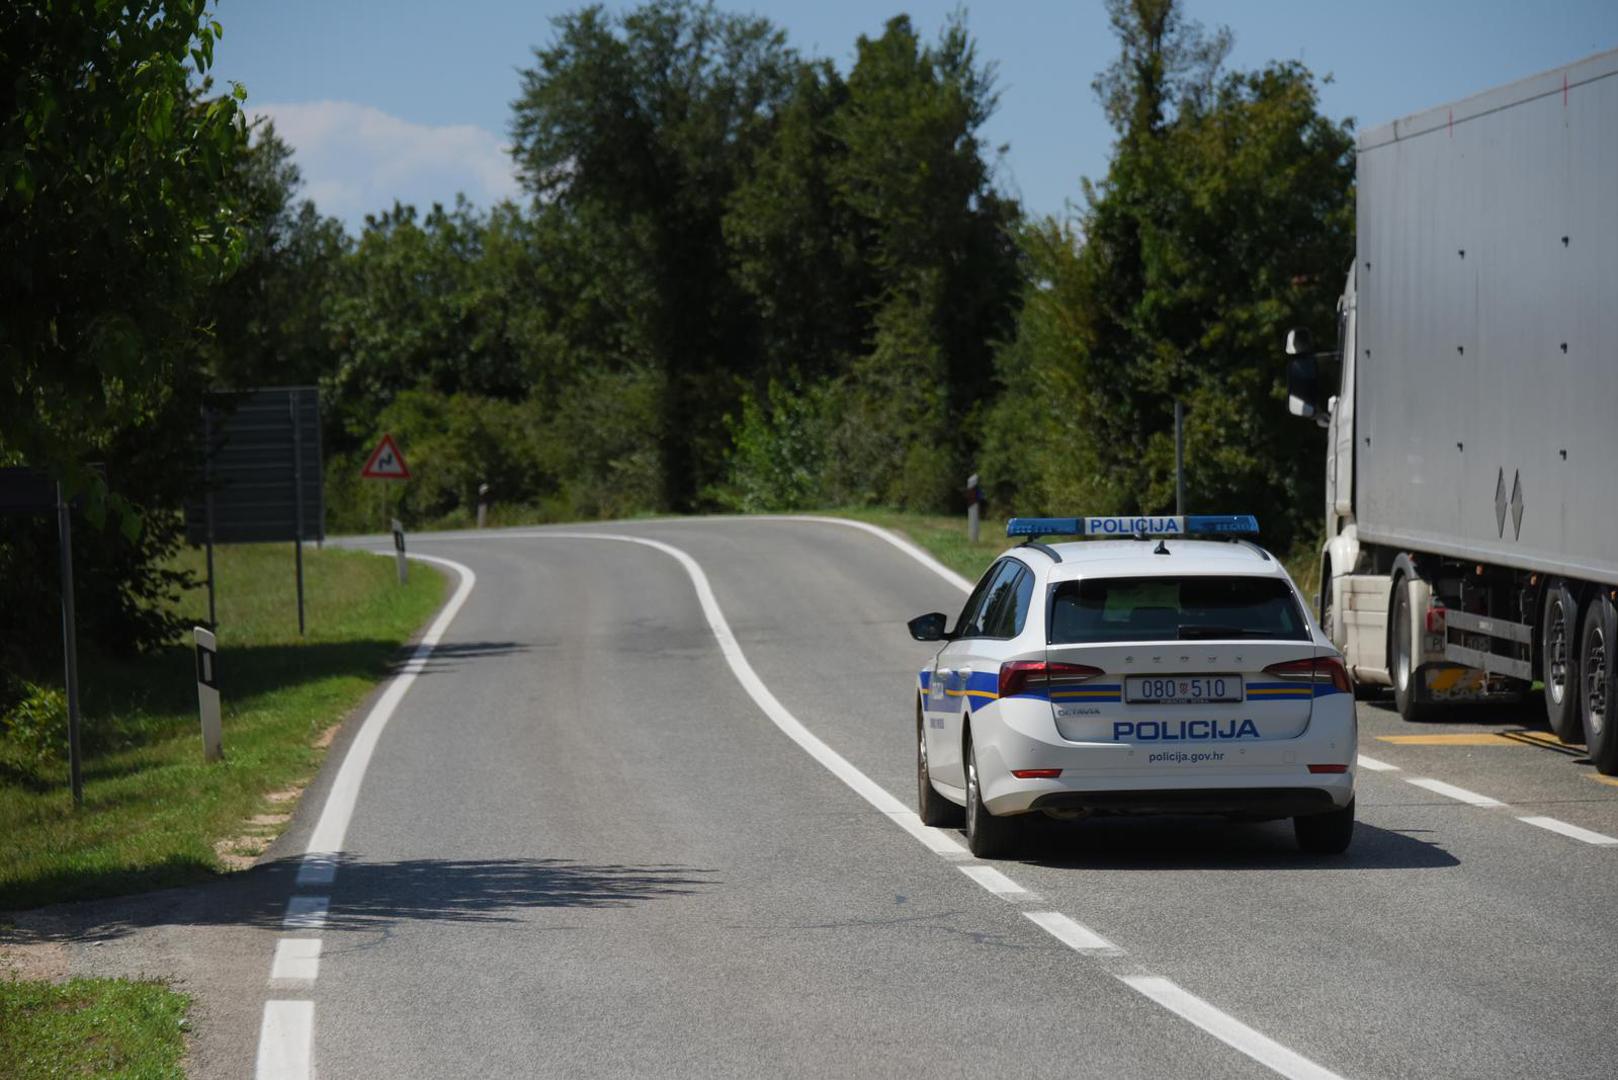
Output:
1541,579,1582,743
1391,578,1433,722
1578,592,1618,774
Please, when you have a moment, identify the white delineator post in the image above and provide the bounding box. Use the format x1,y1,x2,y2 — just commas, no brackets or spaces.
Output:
966,473,981,544
392,517,408,584
194,626,222,763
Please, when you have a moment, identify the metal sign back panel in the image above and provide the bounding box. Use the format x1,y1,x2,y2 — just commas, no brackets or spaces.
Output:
184,387,324,544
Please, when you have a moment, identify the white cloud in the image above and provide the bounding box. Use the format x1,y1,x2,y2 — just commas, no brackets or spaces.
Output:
250,101,523,229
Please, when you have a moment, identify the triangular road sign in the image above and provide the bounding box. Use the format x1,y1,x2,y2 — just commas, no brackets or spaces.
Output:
361,433,411,480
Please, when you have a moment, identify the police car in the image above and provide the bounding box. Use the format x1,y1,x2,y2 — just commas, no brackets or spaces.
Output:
908,515,1355,858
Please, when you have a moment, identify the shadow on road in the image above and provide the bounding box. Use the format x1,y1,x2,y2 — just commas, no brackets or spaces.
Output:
1012,817,1459,871
7,856,716,944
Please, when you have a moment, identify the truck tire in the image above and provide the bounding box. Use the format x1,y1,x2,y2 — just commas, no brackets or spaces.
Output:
1391,578,1433,722
1578,592,1618,774
1541,579,1583,743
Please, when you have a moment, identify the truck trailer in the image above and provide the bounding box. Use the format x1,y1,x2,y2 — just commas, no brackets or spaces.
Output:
1285,48,1618,773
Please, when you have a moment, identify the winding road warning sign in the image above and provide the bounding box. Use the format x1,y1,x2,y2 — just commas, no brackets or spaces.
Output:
361,434,411,480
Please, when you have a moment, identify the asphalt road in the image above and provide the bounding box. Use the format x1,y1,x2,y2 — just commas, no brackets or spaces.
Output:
244,517,1618,1079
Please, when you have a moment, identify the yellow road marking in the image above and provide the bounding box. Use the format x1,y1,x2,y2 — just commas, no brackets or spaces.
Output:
1584,773,1618,789
1375,733,1518,746
1501,729,1581,750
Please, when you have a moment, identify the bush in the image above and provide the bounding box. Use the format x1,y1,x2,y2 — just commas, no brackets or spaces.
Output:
0,679,68,777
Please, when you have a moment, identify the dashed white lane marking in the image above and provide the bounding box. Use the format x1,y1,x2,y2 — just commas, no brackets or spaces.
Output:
1404,777,1505,807
282,896,329,931
1122,976,1345,1080
1517,815,1618,846
271,938,322,981
298,553,477,886
959,864,1028,897
256,1001,313,1080
1024,910,1119,954
1356,754,1399,772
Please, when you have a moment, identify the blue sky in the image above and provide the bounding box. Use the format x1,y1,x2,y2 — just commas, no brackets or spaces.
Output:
211,1,1618,231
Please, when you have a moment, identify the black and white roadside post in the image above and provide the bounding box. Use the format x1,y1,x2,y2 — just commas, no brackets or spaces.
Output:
194,627,222,763
392,517,408,585
55,481,84,806
965,474,982,544
477,482,490,529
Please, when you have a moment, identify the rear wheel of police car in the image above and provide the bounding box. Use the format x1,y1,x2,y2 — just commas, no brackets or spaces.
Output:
1294,798,1355,855
916,699,964,827
964,730,1019,858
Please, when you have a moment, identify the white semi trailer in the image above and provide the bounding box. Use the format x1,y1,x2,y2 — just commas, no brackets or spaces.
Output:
1284,48,1618,774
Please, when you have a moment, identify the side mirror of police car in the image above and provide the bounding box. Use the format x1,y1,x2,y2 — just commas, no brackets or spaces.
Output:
907,612,950,642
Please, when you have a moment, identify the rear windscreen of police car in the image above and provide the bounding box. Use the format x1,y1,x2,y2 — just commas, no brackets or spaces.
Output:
1048,576,1308,644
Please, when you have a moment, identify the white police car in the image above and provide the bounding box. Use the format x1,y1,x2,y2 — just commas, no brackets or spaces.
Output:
908,515,1355,857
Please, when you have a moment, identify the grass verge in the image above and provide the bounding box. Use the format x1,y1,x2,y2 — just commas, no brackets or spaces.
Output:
0,976,189,1079
1,543,445,911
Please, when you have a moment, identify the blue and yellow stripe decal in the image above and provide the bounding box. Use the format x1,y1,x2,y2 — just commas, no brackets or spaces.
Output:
1246,681,1342,699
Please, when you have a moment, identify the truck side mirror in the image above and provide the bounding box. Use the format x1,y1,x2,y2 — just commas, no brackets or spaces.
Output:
1287,356,1320,420
1285,328,1312,356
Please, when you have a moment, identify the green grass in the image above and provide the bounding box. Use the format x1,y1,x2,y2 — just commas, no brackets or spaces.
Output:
0,544,446,911
0,977,189,1079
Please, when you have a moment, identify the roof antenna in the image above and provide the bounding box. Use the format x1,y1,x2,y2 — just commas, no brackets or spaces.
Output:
1153,539,1171,555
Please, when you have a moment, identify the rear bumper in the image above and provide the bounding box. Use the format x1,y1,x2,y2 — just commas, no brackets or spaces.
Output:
972,698,1356,818
1027,786,1339,818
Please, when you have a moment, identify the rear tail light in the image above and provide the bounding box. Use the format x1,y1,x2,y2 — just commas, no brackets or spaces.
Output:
999,660,1105,699
1307,764,1349,774
1263,656,1352,694
1425,605,1447,633
1011,768,1063,779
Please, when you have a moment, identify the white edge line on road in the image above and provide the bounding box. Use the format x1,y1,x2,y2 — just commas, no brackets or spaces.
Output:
270,938,322,981
540,533,969,855
282,896,329,932
1122,976,1345,1080
1025,910,1118,953
1404,776,1506,807
297,552,477,884
256,1000,313,1080
959,864,1028,897
1355,754,1399,772
770,515,975,593
1517,815,1618,846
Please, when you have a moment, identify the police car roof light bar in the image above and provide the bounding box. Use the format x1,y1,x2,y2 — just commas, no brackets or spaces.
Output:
1004,514,1260,540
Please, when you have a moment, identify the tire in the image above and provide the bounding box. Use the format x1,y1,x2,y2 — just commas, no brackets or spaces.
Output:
1579,593,1618,774
1390,579,1433,722
916,700,964,827
1541,579,1583,742
964,732,1019,858
1295,798,1355,854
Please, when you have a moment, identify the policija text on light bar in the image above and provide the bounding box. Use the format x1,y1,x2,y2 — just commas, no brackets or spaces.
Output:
1004,515,1261,539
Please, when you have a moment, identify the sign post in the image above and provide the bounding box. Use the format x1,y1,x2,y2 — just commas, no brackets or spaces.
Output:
194,627,222,763
392,518,408,585
56,482,84,806
362,433,411,542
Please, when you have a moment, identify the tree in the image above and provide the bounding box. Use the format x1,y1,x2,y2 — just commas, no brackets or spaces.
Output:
987,0,1352,549
205,122,348,391
0,1,249,668
0,0,248,510
510,0,799,510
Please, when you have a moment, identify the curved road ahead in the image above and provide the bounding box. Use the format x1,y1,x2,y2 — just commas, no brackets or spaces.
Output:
248,517,1618,1079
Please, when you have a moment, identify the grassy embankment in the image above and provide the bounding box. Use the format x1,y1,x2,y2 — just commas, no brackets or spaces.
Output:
0,977,189,1080
1,543,445,910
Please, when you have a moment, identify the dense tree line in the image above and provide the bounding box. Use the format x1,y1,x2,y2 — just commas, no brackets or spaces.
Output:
1,0,1353,682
